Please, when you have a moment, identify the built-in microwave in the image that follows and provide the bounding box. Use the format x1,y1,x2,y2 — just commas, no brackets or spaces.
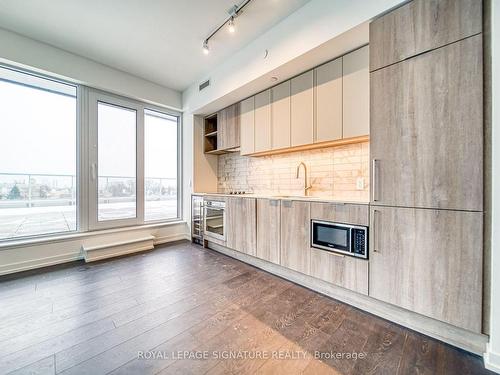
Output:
311,220,368,259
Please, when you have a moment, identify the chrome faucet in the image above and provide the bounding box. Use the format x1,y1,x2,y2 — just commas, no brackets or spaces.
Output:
296,162,312,196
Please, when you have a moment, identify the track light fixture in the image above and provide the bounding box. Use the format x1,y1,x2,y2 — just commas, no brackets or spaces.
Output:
202,0,252,54
202,40,210,54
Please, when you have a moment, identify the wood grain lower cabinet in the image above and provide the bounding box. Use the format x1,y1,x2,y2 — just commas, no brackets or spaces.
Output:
256,199,280,264
310,202,369,226
310,249,368,295
370,35,483,211
239,97,255,155
280,200,310,274
226,197,256,256
369,205,483,332
370,0,482,71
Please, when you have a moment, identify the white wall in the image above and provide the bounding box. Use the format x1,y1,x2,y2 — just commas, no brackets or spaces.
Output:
182,0,404,114
0,27,181,110
486,0,500,372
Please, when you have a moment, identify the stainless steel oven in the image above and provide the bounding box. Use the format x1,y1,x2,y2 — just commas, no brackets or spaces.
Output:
203,199,225,241
311,220,368,259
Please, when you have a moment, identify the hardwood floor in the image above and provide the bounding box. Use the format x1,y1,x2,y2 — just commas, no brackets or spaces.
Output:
0,241,491,374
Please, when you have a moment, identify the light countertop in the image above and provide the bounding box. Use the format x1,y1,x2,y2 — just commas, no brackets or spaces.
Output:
192,192,369,205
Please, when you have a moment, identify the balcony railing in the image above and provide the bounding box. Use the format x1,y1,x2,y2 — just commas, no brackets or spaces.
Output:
0,172,176,209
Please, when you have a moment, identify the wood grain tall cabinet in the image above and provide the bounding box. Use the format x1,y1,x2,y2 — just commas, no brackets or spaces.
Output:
369,0,484,333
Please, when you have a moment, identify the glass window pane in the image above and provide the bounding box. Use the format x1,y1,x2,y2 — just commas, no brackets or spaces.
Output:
144,109,178,221
97,102,136,221
0,67,77,240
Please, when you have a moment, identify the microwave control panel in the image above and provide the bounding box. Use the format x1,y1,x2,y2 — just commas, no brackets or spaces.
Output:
352,228,367,258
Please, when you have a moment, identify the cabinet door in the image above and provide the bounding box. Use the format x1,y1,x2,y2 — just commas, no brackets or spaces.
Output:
343,46,369,138
256,199,280,264
271,81,291,150
369,206,482,332
217,104,240,151
239,97,255,155
310,249,368,295
291,70,314,146
280,200,310,274
216,108,226,150
254,90,272,152
315,58,342,143
226,197,257,256
224,103,240,150
371,35,483,211
370,0,482,71
310,202,369,226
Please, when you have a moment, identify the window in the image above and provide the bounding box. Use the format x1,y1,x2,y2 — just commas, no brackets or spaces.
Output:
0,65,181,242
88,90,181,230
0,67,77,240
144,109,179,222
97,102,137,221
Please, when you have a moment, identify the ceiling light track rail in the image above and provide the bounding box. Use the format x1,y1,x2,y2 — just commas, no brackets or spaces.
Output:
202,0,252,54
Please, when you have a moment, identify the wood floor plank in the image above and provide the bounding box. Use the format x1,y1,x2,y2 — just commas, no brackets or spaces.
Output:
0,318,115,374
0,241,491,375
8,355,55,375
0,298,138,357
58,298,229,375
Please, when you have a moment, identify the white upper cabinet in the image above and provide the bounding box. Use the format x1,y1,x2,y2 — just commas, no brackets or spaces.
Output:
235,46,369,156
254,89,272,152
271,80,291,150
314,57,342,143
343,45,370,138
239,96,255,155
291,70,314,147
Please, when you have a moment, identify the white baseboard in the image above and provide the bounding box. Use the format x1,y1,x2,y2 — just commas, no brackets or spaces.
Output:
153,233,191,245
485,344,500,373
207,241,489,356
82,236,155,262
0,252,81,276
0,232,191,276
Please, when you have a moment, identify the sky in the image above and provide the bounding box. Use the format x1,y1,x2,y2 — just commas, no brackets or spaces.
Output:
0,80,76,176
0,75,178,180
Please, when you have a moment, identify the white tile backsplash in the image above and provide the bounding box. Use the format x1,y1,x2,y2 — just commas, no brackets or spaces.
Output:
217,142,370,201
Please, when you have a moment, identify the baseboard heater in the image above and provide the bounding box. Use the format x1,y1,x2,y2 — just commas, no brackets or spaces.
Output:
82,235,155,262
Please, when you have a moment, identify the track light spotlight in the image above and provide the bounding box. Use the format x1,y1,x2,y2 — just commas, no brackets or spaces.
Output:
228,17,235,33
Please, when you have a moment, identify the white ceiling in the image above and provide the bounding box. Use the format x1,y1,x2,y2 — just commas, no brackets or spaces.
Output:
0,0,311,91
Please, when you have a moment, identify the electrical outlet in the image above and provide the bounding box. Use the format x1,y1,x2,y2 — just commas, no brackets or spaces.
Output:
356,177,365,190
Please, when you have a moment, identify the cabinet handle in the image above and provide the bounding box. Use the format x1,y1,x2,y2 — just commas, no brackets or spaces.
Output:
372,159,379,202
372,209,380,253
91,163,97,181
